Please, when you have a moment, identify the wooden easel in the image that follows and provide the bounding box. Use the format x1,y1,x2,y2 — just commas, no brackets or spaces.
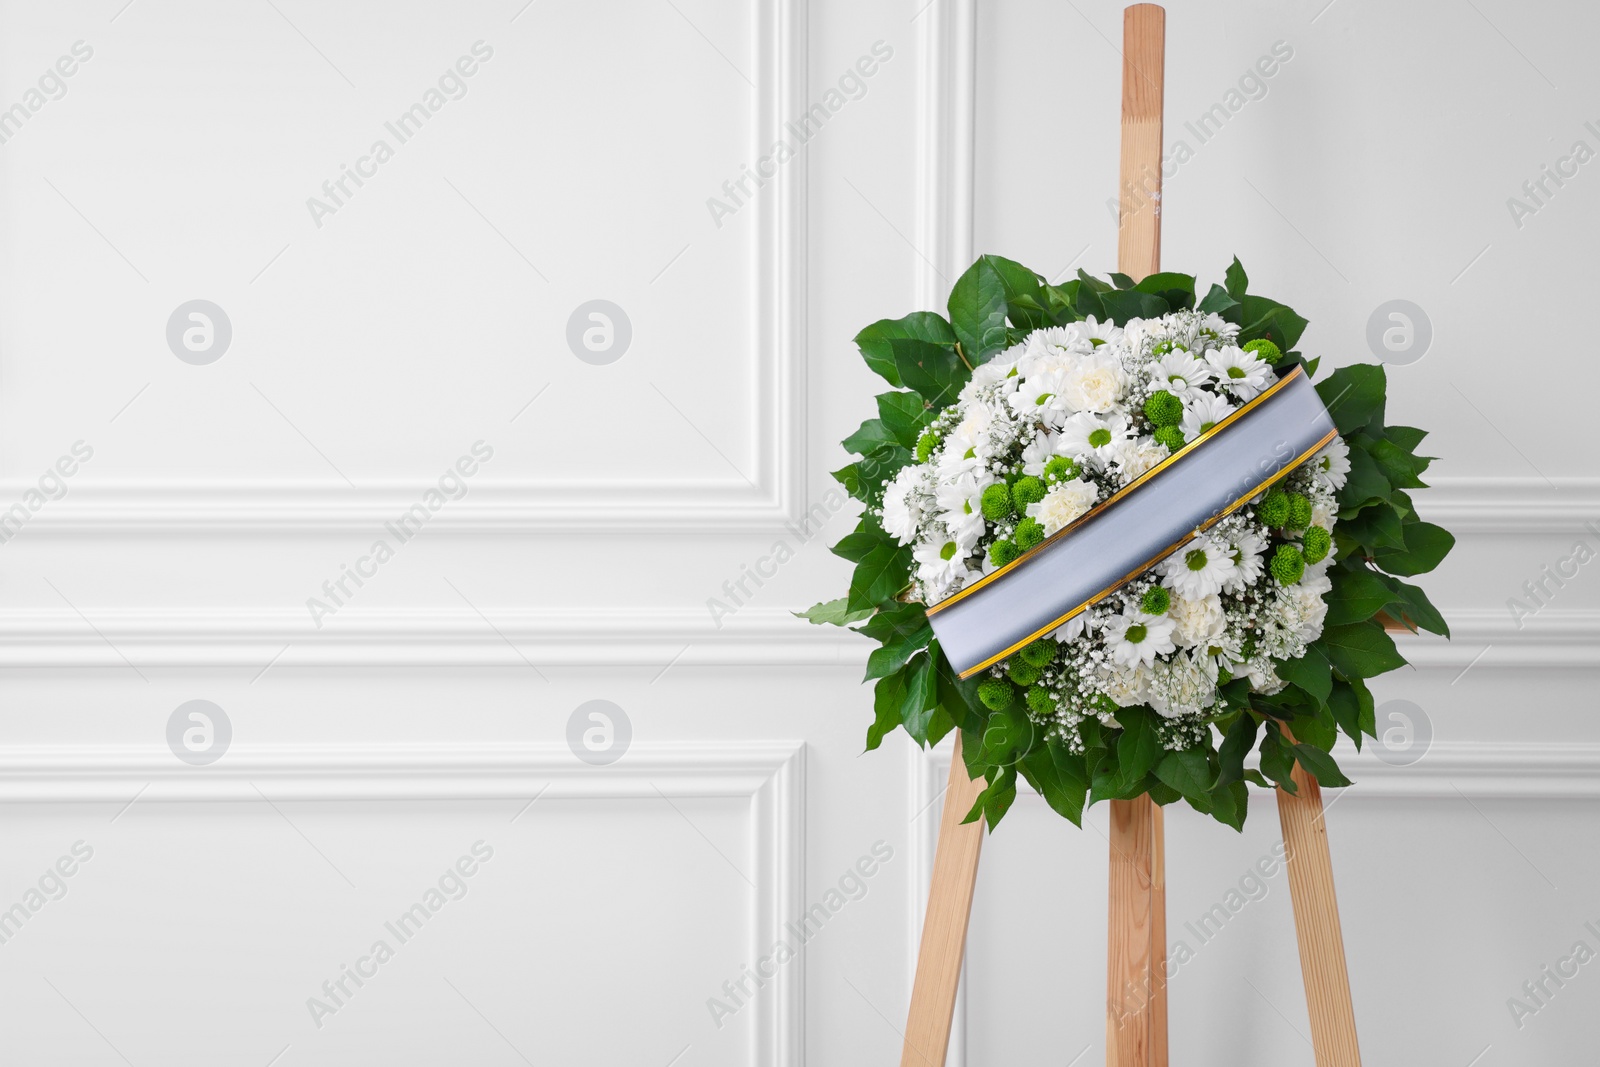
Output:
898,7,1362,1065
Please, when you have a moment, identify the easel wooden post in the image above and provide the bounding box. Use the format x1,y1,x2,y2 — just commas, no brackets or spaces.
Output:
896,6,1363,1065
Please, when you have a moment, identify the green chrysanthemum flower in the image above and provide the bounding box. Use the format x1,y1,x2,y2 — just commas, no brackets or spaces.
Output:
1043,456,1078,483
989,539,1019,567
1154,425,1186,452
1243,338,1282,365
1285,492,1313,531
981,483,1014,520
1140,586,1171,615
1020,640,1056,667
1025,686,1056,715
978,677,1015,711
1143,390,1183,427
1007,660,1040,686
1014,517,1045,551
1270,543,1306,584
915,431,940,463
1302,525,1331,564
1012,475,1046,508
1258,487,1290,527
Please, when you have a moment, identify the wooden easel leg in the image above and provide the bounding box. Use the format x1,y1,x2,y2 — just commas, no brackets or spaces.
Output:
1277,759,1363,1065
1108,7,1169,1065
901,735,987,1067
1105,795,1157,1066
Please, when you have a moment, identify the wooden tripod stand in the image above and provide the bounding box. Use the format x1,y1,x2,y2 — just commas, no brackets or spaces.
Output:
897,7,1362,1065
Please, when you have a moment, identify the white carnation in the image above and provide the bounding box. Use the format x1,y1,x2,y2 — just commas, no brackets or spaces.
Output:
1168,593,1225,648
1027,478,1099,536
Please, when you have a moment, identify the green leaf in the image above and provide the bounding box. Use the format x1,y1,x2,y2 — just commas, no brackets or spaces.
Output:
1327,678,1365,748
846,542,912,612
1108,272,1136,290
1115,708,1161,786
1292,704,1338,751
1374,520,1455,577
1377,574,1449,637
1154,748,1214,802
866,671,907,751
1320,622,1407,680
1024,742,1088,825
1239,295,1309,350
842,418,899,457
1258,726,1297,794
977,706,1034,767
1368,437,1430,490
1385,425,1428,452
947,255,1044,363
861,610,934,682
1317,365,1387,435
1276,643,1333,707
1100,289,1172,322
1217,713,1260,787
796,597,875,627
1196,283,1240,317
854,312,956,387
1208,779,1249,831
899,653,940,743
1338,446,1390,514
1224,257,1249,299
1293,743,1352,788
876,391,934,450
1325,566,1398,626
1341,501,1407,551
893,338,970,410
831,527,889,564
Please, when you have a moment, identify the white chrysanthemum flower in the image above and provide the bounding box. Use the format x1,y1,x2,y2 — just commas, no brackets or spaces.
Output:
1078,315,1125,348
1008,358,1076,425
1052,609,1098,643
1057,410,1132,464
881,465,927,544
1027,478,1099,536
1223,530,1267,593
1147,651,1217,718
1105,611,1178,668
1310,435,1351,492
1020,431,1060,476
1195,633,1246,681
1148,348,1214,401
934,471,989,553
1100,662,1152,707
1199,313,1239,344
914,539,967,600
1243,655,1286,695
1113,439,1170,485
962,344,1024,399
1161,534,1237,600
1292,571,1333,641
1060,348,1127,413
1180,393,1236,443
1206,346,1273,400
1168,593,1225,648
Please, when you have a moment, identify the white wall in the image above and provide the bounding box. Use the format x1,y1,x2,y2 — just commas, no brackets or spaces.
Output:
0,0,1591,1063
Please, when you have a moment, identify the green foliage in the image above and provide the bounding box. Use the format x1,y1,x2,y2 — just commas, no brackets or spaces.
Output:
820,254,1451,833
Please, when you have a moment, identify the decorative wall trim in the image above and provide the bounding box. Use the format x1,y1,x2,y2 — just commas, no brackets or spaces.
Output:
4,0,805,536
0,605,1580,668
0,740,806,1065
914,0,975,313
910,735,1600,1063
